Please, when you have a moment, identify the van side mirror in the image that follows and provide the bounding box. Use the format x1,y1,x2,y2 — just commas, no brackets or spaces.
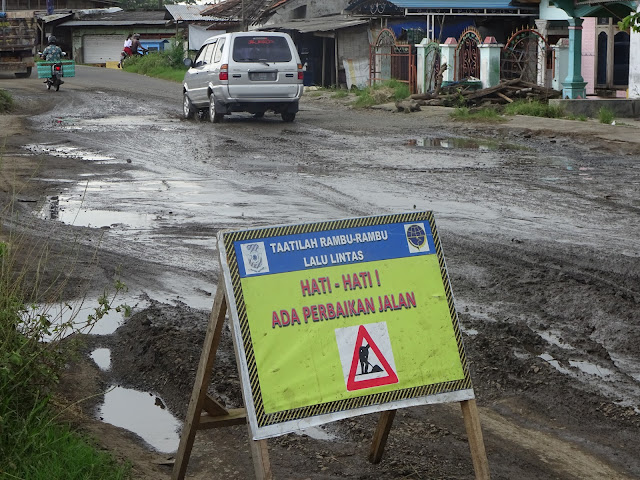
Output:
183,58,193,68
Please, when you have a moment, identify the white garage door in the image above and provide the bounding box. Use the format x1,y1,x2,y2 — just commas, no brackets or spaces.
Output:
83,35,123,63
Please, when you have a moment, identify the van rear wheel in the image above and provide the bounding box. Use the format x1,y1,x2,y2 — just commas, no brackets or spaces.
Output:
209,95,224,123
281,112,296,122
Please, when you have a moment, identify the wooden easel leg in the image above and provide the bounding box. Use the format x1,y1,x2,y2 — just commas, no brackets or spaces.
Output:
172,284,228,480
460,399,491,480
368,409,397,464
248,423,272,480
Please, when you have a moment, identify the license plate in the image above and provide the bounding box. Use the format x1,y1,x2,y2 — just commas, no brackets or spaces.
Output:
249,72,276,81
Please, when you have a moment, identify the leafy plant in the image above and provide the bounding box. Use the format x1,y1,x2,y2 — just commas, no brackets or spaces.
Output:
0,178,131,477
503,99,564,118
598,107,615,124
122,36,188,82
450,107,506,123
352,80,410,108
0,89,13,113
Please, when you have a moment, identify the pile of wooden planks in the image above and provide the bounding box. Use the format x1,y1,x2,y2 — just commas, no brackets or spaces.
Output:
410,78,561,107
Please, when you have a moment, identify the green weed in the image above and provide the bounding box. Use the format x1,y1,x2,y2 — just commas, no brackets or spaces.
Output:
0,157,132,477
352,80,410,108
450,107,506,123
598,107,615,124
123,36,187,82
0,89,13,113
332,90,348,99
504,99,564,118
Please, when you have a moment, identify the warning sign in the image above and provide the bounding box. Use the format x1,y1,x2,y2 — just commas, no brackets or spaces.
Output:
218,212,475,440
335,322,398,391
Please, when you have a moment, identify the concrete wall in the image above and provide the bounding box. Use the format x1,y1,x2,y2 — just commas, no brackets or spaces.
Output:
263,0,348,25
70,27,175,64
549,98,640,117
582,17,596,95
538,0,570,21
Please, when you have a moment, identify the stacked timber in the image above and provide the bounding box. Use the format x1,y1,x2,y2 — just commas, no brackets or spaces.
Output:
410,79,561,107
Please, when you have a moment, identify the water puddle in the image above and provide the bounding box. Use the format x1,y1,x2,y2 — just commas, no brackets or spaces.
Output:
406,137,527,151
52,115,182,132
98,386,181,453
294,425,337,441
29,292,149,340
24,143,116,162
538,330,574,350
539,353,571,375
42,194,155,228
91,348,111,371
569,360,614,378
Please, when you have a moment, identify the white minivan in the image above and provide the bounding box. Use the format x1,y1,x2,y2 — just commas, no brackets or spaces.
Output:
182,32,304,123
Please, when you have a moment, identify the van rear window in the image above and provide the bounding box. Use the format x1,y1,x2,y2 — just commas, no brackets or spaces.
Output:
232,36,293,63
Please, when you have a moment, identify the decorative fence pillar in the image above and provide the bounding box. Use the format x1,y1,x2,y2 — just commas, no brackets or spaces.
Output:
416,38,428,94
479,36,502,89
440,37,457,84
552,38,569,92
629,5,640,98
534,19,549,87
562,17,587,99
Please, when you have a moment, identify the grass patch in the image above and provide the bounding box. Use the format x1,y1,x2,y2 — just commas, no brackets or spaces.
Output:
0,168,132,477
352,79,410,108
0,89,13,113
123,36,187,82
504,99,564,118
332,90,348,99
450,107,506,123
598,107,615,124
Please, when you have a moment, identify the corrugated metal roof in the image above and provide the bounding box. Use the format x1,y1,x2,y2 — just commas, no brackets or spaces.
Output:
390,0,516,8
258,14,368,33
165,4,220,21
59,20,169,26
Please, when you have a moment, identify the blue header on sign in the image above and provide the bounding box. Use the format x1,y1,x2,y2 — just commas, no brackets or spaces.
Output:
234,221,435,278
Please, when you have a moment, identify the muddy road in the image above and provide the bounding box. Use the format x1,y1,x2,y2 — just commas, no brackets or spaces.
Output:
1,67,639,479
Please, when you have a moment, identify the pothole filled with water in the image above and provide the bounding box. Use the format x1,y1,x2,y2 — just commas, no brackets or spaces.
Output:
91,348,111,371
407,137,528,151
98,386,181,453
41,194,156,228
24,143,116,162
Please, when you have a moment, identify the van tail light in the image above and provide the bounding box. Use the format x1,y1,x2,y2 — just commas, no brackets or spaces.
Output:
219,64,228,81
297,63,303,80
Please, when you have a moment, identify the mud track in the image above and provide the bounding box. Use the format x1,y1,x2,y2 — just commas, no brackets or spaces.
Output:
1,68,639,479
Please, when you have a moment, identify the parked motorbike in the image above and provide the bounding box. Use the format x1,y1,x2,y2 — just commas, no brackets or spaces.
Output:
38,51,67,91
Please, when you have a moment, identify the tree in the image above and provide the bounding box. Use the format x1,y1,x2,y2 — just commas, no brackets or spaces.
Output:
619,11,640,32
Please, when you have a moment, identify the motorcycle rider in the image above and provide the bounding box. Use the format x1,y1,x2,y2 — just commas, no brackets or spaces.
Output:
130,34,148,56
41,35,63,84
42,35,62,62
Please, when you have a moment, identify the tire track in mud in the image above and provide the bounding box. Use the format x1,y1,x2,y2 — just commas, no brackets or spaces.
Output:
479,406,635,480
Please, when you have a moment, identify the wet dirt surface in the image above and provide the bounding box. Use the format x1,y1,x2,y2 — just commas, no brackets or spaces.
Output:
1,67,639,479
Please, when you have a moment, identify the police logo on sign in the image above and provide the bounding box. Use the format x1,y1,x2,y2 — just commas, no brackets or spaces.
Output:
240,242,270,275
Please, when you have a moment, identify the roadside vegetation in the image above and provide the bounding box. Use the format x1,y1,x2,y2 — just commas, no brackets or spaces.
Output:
598,106,615,124
0,89,13,113
503,99,564,118
353,80,410,107
450,106,506,123
122,36,187,82
0,203,132,478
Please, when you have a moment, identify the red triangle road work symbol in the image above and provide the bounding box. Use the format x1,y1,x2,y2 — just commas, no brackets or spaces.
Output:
346,325,398,391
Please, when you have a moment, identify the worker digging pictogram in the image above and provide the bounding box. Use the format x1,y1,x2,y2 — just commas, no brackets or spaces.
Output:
336,322,398,391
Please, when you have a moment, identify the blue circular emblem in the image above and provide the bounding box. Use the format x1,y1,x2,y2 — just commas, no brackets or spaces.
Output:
406,224,427,249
